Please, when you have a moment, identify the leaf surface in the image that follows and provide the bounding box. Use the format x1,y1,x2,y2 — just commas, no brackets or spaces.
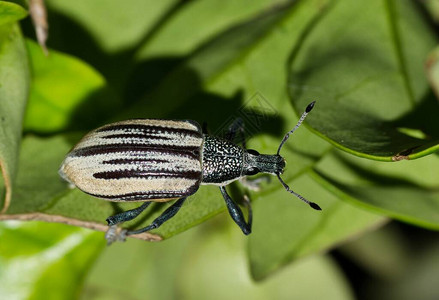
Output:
0,1,27,26
0,20,30,212
312,151,439,230
289,0,438,161
23,40,114,133
0,221,103,299
248,172,384,280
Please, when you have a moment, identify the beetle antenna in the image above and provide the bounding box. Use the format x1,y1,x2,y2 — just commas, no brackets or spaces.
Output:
277,101,315,155
276,101,320,210
276,174,321,210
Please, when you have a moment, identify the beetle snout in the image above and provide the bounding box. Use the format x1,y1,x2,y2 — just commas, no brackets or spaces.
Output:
245,152,285,175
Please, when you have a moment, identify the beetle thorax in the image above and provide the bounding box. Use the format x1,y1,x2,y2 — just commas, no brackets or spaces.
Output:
201,135,244,185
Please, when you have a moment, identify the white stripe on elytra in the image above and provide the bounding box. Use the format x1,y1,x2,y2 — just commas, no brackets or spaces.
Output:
68,175,199,199
102,119,200,131
75,129,202,149
62,152,201,174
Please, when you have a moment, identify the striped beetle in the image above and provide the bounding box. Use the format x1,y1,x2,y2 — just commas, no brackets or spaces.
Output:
59,101,319,244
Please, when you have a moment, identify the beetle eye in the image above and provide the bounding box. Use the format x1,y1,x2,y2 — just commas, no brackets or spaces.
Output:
245,167,260,176
247,149,259,156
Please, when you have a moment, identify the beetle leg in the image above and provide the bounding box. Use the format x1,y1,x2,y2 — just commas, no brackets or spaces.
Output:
220,186,252,235
105,225,127,245
125,197,187,236
225,118,246,148
106,201,152,226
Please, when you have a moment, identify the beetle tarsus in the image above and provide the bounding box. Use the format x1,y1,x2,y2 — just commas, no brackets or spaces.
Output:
105,225,127,245
105,225,118,245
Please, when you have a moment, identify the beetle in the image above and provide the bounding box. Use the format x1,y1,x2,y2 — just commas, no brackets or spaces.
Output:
59,101,320,244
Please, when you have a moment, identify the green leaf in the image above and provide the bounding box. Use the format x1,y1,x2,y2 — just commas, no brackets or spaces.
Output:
289,0,438,161
426,46,439,102
364,241,439,300
84,221,355,300
312,151,439,229
424,0,439,22
135,0,295,58
47,0,178,53
120,0,326,120
248,173,384,280
23,40,119,133
0,23,30,213
48,0,283,55
338,223,439,300
177,225,354,300
83,226,199,299
338,225,412,279
5,135,75,215
0,1,27,26
45,0,286,99
0,221,103,299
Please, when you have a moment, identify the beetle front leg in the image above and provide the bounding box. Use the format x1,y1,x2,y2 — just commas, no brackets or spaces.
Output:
220,186,252,235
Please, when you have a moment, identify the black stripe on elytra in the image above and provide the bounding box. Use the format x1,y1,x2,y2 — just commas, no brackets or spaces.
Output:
85,184,200,201
96,124,202,139
100,133,173,140
93,169,202,180
70,144,201,160
102,158,170,165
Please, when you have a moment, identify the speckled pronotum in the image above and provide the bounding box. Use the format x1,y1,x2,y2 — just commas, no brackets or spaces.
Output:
59,101,319,244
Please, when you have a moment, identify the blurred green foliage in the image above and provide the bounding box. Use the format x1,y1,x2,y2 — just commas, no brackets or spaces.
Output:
1,0,439,299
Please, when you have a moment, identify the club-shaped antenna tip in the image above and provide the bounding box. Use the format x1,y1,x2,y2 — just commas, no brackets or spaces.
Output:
306,101,316,113
309,202,322,210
